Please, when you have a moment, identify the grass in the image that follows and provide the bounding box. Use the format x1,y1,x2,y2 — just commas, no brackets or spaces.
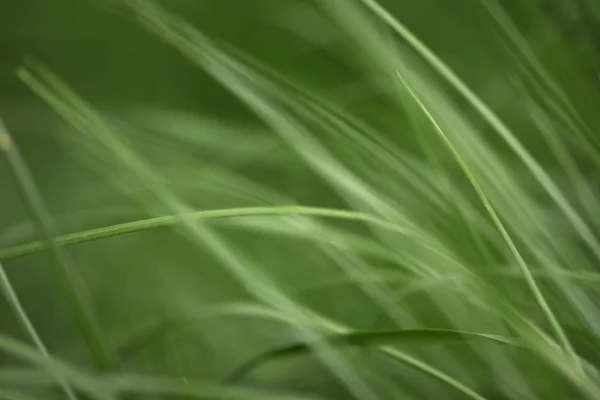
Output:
0,119,116,373
1,0,600,398
227,328,518,383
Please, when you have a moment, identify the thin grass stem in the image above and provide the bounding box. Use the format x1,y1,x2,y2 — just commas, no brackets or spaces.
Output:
0,118,116,371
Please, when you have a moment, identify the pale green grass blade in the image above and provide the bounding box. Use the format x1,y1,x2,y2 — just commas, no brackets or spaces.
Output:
0,119,116,371
0,260,78,400
122,107,284,168
0,334,113,400
357,0,600,263
6,1,600,399
121,4,484,324
0,368,320,400
87,3,501,398
86,4,500,396
479,0,600,154
59,128,288,209
126,0,424,234
395,67,584,381
221,48,452,213
0,205,429,260
317,4,528,396
522,99,600,334
115,299,493,400
117,9,487,397
19,64,381,400
394,49,600,345
326,0,593,390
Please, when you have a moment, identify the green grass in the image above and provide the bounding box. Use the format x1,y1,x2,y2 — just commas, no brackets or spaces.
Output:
2,0,600,398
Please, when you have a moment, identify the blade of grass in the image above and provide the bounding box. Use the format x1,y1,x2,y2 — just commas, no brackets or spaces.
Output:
357,0,600,265
21,52,490,400
0,367,319,400
118,258,600,361
0,260,78,400
227,328,516,383
128,0,483,331
0,333,113,400
479,0,600,155
94,3,507,397
121,4,492,323
19,64,382,400
0,118,116,371
117,299,494,400
221,45,451,213
395,69,579,373
318,5,531,396
0,205,434,261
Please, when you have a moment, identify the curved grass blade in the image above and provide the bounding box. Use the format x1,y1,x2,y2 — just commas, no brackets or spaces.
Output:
116,300,497,400
227,329,516,383
117,295,494,400
357,0,600,266
92,3,519,398
0,205,431,261
391,68,600,398
0,332,317,400
394,70,578,369
0,119,116,371
19,63,380,400
119,0,479,288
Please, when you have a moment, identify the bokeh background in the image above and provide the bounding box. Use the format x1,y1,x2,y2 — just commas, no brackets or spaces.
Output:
2,0,600,399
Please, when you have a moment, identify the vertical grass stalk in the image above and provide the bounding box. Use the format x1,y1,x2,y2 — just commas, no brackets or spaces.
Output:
0,260,78,400
395,72,579,372
0,117,116,371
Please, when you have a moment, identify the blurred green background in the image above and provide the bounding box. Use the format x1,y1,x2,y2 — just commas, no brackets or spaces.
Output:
2,0,600,399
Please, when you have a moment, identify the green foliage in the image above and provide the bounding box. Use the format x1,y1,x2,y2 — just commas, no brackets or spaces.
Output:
2,0,600,398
